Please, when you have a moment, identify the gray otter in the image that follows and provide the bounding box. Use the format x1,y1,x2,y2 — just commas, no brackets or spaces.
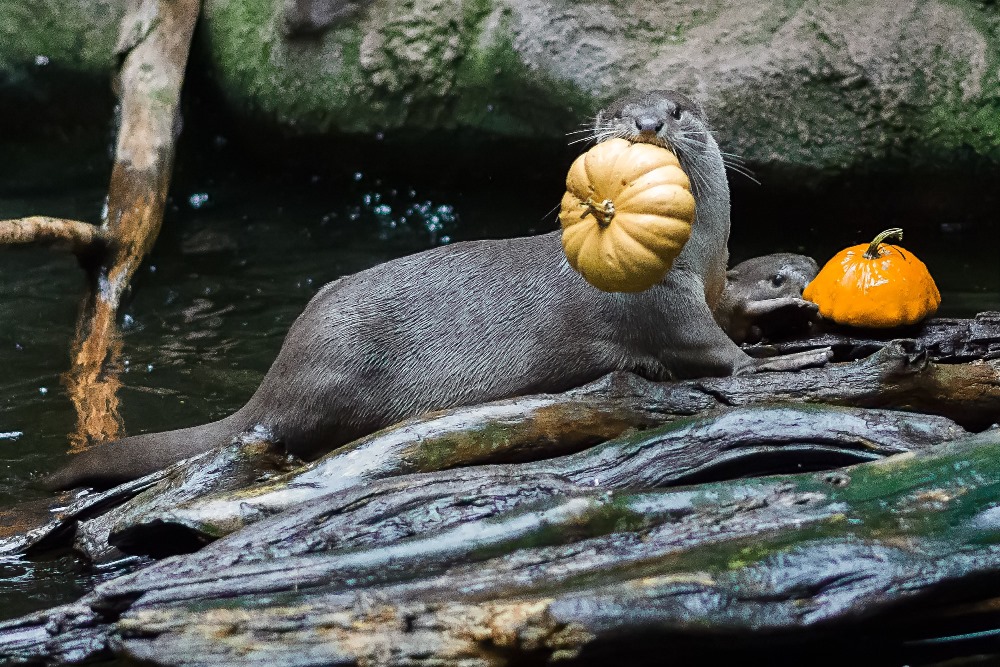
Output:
45,90,830,490
717,253,820,344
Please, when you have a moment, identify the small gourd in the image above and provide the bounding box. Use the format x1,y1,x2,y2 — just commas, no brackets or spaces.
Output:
559,138,696,292
803,228,941,328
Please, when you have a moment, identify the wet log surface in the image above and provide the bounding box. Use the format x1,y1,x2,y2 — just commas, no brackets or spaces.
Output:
5,430,1000,665
746,312,1000,363
6,336,1000,564
2,328,1000,664
98,339,1000,545
105,403,965,557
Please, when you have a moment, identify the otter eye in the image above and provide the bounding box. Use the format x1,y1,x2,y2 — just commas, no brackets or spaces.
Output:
771,274,786,287
670,107,683,120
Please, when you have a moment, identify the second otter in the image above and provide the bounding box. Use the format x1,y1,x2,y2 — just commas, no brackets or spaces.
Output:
45,90,830,490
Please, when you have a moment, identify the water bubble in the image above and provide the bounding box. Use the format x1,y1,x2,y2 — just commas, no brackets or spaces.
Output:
34,55,49,66
146,364,154,373
38,387,48,395
353,172,363,182
188,192,210,209
0,432,22,441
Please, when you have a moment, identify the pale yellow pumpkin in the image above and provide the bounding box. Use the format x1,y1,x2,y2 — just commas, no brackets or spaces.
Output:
559,137,695,292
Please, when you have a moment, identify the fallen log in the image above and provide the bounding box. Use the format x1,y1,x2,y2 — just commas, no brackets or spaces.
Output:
5,429,1000,665
5,337,998,562
100,403,965,558
745,312,1000,363
98,340,1000,544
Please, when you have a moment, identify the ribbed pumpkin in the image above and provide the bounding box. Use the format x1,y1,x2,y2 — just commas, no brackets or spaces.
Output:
803,228,941,328
559,138,696,292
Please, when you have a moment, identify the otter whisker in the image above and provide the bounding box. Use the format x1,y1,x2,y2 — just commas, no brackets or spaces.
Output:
721,158,761,185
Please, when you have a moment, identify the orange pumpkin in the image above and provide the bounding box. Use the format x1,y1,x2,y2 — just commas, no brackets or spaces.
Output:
559,138,695,292
803,228,941,328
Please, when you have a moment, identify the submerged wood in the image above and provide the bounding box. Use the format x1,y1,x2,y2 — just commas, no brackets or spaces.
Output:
104,339,1000,544
62,0,201,451
5,430,1000,665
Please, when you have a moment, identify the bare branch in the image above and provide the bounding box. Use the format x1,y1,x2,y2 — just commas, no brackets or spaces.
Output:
0,216,105,254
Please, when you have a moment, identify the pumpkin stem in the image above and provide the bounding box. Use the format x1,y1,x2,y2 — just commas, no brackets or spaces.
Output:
864,228,904,260
582,197,616,227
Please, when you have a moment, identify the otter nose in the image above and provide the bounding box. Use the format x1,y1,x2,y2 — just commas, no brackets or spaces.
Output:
635,116,664,133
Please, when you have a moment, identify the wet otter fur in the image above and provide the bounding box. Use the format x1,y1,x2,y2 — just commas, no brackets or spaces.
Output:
45,90,830,491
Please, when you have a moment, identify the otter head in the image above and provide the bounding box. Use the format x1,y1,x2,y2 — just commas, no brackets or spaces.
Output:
727,253,819,302
593,90,718,195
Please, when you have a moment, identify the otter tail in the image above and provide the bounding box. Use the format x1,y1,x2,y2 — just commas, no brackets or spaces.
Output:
42,413,246,491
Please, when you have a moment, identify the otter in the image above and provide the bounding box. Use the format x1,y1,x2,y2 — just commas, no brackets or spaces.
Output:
44,90,830,491
717,253,820,344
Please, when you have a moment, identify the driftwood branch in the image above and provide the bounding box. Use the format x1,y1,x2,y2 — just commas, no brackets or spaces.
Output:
61,0,201,452
0,0,201,454
0,217,106,255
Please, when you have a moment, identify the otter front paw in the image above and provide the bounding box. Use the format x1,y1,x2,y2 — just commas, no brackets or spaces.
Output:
753,347,832,373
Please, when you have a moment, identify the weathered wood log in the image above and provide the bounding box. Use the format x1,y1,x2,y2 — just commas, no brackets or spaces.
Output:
0,434,297,560
5,429,1000,665
745,312,1000,363
104,340,1000,544
101,403,965,558
75,434,300,561
0,474,168,557
4,337,997,563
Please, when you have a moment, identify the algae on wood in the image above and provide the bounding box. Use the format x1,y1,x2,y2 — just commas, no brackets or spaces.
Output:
5,430,1000,665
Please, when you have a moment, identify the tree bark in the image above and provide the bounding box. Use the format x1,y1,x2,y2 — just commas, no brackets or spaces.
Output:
5,429,1000,665
94,340,1000,546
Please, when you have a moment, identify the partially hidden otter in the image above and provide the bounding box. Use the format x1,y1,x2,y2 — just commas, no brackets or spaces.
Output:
44,90,830,491
718,253,820,344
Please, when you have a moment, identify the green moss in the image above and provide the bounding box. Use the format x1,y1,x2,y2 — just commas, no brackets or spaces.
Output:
0,0,124,74
200,0,594,139
907,0,1000,160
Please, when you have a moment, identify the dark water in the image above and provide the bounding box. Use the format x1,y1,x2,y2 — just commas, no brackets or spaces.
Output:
0,148,998,623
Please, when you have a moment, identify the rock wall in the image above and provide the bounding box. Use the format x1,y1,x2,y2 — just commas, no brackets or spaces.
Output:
1,0,998,176
196,0,1000,174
